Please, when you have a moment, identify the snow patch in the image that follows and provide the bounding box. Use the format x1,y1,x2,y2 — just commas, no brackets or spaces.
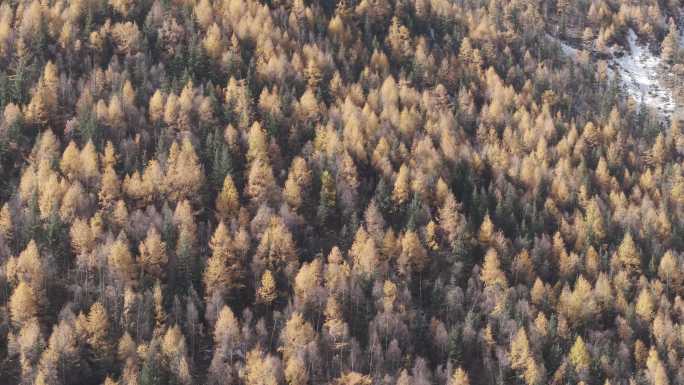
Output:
551,30,677,118
547,33,579,58
612,30,675,115
558,40,579,57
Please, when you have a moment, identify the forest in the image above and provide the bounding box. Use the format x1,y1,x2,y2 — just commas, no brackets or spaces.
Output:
0,0,684,384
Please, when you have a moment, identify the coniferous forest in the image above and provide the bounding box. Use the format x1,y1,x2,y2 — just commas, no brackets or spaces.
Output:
2,0,684,384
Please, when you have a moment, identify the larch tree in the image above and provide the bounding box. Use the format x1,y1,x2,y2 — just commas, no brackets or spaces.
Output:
208,305,240,384
60,141,81,180
635,287,654,323
254,217,298,277
480,248,508,288
323,296,349,350
203,23,224,59
99,165,121,208
87,302,113,364
294,258,323,310
387,17,411,62
11,240,45,293
194,0,213,28
247,121,269,164
324,246,350,298
450,367,470,385
216,174,240,221
204,221,243,300
392,164,410,206
283,157,312,210
661,19,679,64
569,336,590,374
139,226,168,280
110,0,135,16
647,347,670,385
318,170,337,221
0,202,12,242
284,355,308,385
478,214,495,245
510,327,530,374
9,280,38,328
284,172,304,210
280,312,316,363
108,233,137,285
175,200,198,287
161,325,192,385
165,139,205,202
149,90,165,123
246,158,277,208
398,230,429,275
614,232,641,277
244,346,282,385
333,372,372,385
658,250,680,290
257,269,278,305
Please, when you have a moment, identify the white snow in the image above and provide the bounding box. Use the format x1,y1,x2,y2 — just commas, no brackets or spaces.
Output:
612,29,676,115
547,33,579,58
551,30,678,119
558,40,578,57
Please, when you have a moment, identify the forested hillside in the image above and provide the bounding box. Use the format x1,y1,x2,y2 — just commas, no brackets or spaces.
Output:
0,0,684,384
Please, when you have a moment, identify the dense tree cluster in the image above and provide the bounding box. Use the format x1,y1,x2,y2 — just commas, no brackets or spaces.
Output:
0,0,683,384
